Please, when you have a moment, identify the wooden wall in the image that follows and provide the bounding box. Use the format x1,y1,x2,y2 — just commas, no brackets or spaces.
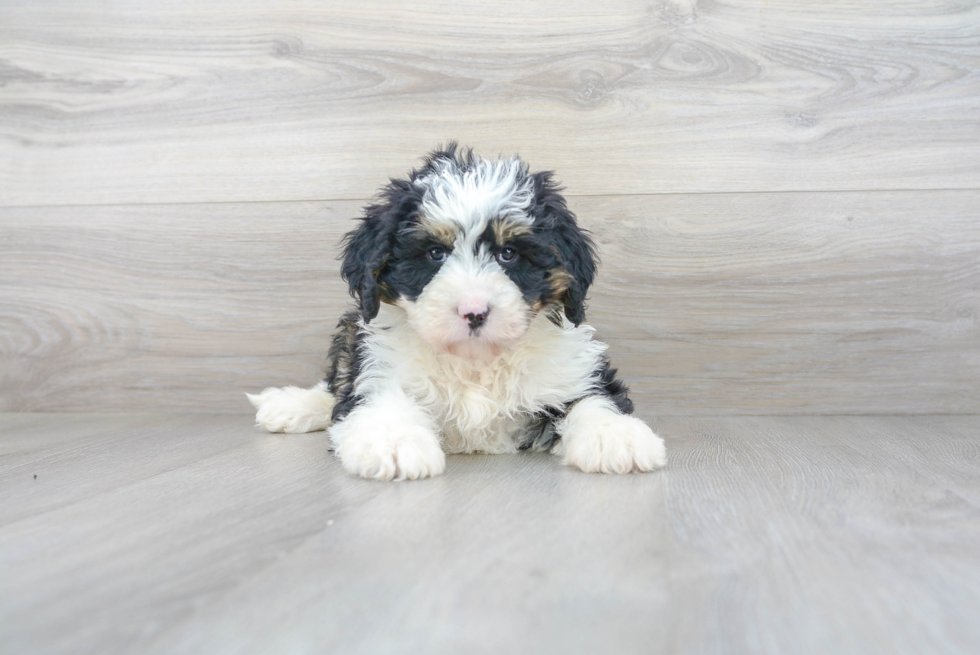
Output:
1,1,978,414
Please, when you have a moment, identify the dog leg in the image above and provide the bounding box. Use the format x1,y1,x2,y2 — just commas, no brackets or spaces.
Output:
328,388,445,481
556,395,666,474
246,382,336,433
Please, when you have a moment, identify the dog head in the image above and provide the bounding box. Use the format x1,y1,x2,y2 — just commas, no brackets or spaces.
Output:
341,144,597,358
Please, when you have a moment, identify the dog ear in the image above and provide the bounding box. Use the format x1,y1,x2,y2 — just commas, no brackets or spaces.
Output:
530,172,598,326
340,180,419,322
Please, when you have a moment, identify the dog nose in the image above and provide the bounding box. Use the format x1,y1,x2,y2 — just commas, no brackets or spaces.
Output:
458,304,490,330
464,311,488,329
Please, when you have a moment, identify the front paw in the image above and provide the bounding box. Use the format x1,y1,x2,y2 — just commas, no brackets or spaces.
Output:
246,386,335,434
329,410,445,481
562,401,666,474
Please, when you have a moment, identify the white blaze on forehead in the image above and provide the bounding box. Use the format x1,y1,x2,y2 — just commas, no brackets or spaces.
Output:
416,157,535,241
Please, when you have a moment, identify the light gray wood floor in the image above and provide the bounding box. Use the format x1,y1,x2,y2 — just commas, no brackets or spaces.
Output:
2,412,978,655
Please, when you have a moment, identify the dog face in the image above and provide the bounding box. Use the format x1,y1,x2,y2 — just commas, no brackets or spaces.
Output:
341,145,596,358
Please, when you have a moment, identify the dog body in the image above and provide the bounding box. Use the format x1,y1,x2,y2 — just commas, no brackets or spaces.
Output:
248,145,665,480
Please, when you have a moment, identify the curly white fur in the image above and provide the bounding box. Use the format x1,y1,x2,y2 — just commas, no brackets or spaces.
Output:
329,385,445,481
353,304,606,456
557,396,666,473
246,382,335,434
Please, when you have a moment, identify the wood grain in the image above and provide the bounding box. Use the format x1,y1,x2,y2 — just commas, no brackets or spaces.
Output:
661,414,980,655
0,201,346,413
2,413,978,654
590,190,980,413
2,190,977,414
1,0,978,205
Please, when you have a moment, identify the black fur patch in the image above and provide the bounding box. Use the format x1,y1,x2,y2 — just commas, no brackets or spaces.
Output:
324,310,366,421
518,407,564,451
475,220,562,309
527,172,598,326
381,224,450,302
595,356,634,414
340,180,425,321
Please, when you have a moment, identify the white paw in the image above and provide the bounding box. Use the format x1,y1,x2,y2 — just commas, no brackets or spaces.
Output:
560,398,666,474
329,407,445,481
246,385,336,434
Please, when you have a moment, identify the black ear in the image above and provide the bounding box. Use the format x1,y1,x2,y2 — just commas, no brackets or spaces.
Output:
530,172,598,326
340,179,419,322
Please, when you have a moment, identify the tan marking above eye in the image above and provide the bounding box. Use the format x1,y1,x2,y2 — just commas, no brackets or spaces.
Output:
490,217,531,246
417,216,459,246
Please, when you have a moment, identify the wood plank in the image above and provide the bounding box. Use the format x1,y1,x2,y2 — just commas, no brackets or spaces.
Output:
1,413,979,654
0,414,277,526
0,412,669,655
591,190,980,412
1,1,978,205
2,189,977,414
661,414,980,655
0,201,347,413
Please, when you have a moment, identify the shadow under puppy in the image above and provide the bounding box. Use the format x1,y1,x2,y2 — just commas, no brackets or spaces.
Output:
248,144,665,480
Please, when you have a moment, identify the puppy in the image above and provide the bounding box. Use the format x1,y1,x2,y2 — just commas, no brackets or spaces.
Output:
248,145,666,480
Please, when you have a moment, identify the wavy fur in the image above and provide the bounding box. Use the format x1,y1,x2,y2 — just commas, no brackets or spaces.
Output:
249,145,665,480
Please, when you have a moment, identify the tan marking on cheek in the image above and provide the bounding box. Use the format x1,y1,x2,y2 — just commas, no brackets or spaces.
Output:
491,218,531,246
377,278,397,303
548,268,573,297
418,216,459,246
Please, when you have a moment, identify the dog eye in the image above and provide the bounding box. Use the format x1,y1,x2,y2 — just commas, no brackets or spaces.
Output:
427,246,448,263
496,247,517,264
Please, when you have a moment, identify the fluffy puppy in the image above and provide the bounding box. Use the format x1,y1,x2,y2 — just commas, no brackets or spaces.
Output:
248,145,665,480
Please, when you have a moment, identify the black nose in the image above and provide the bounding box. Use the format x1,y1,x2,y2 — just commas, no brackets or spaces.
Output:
464,311,488,330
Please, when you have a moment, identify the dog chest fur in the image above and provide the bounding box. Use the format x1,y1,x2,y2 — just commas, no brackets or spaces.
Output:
359,305,608,454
